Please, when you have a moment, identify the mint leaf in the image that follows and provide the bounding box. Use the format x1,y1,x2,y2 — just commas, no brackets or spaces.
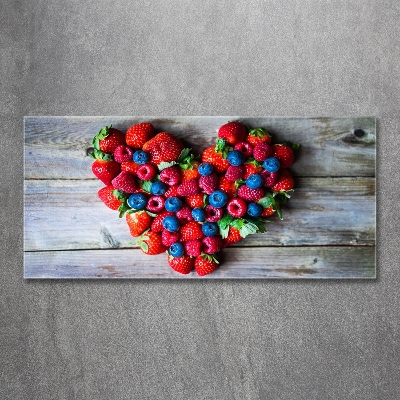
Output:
177,148,192,163
158,161,177,171
141,180,152,193
257,196,274,208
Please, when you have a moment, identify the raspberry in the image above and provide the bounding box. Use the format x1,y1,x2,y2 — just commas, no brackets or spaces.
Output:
234,142,253,157
177,179,199,196
226,198,247,218
161,229,180,247
136,163,157,181
253,142,272,162
146,196,165,213
176,205,193,224
204,205,223,222
184,240,202,257
198,173,218,195
237,185,264,202
111,171,138,193
261,170,279,188
160,165,181,186
114,145,134,163
225,165,245,181
202,236,223,254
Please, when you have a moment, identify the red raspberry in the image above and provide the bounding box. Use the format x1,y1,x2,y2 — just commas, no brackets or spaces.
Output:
161,229,180,247
176,205,193,224
253,142,272,162
114,145,134,163
234,142,253,157
160,165,181,186
146,196,165,213
177,179,199,196
237,185,264,202
184,240,202,257
226,198,247,218
202,236,223,254
136,163,157,181
261,170,279,188
198,173,218,195
204,205,223,222
151,210,174,232
225,165,245,181
111,171,138,193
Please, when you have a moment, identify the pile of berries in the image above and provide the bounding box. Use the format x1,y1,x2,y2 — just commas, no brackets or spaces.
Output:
90,121,299,276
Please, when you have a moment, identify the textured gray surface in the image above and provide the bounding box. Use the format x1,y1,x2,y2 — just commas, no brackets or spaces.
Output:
1,0,398,399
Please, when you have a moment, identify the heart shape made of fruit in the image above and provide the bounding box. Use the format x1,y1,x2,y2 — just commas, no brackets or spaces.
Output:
89,121,300,276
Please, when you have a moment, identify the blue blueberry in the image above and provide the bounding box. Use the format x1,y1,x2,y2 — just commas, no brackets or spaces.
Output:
169,242,184,257
127,193,147,210
162,215,180,232
247,202,263,217
165,197,183,212
208,190,228,208
150,181,167,196
133,150,150,165
246,174,263,189
192,207,206,222
198,163,214,176
202,222,218,237
227,150,245,166
263,157,280,172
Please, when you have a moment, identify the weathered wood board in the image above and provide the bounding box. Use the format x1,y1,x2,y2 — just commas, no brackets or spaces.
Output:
24,116,376,279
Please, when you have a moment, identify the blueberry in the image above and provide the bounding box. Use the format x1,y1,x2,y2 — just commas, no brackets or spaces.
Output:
169,242,184,257
263,157,280,172
133,150,150,165
208,190,228,208
246,174,263,189
150,181,167,196
162,215,180,232
192,207,206,222
227,150,245,166
202,222,218,237
127,193,147,210
247,202,263,217
198,163,214,176
165,197,183,212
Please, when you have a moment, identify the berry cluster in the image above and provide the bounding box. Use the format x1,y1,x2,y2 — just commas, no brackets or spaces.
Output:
90,121,299,276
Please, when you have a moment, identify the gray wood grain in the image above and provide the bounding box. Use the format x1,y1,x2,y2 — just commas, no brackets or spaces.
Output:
23,246,375,279
24,116,376,179
24,177,375,251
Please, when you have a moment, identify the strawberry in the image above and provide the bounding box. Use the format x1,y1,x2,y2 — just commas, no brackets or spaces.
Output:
202,146,230,173
202,236,223,254
181,160,200,182
261,205,276,218
151,210,174,232
198,173,218,194
185,193,205,208
184,240,202,257
160,165,181,186
237,185,264,202
93,126,126,154
222,227,242,247
142,132,184,165
194,254,219,276
218,176,236,199
218,121,248,145
180,221,204,242
111,171,138,193
161,229,180,247
225,165,245,181
126,211,152,237
168,254,194,275
272,144,294,169
177,179,199,196
92,158,121,185
126,122,155,148
243,162,263,179
272,169,294,192
137,230,167,255
246,127,272,146
164,185,180,198
97,186,123,210
121,161,141,176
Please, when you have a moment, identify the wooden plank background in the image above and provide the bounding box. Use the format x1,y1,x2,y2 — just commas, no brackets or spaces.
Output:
24,116,376,279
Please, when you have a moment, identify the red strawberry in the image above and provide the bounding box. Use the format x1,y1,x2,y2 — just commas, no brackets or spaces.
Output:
272,144,294,169
151,210,174,232
261,170,279,188
234,142,253,157
121,161,141,176
185,193,205,208
184,240,202,257
272,169,294,192
226,198,247,218
137,163,157,181
161,229,180,247
202,236,223,254
125,122,155,149
243,162,263,179
176,205,194,224
111,171,138,193
93,126,126,154
194,254,219,276
164,185,180,198
146,196,165,213
222,227,242,247
253,142,272,162
98,186,123,210
142,132,184,165
225,165,245,181
180,221,204,242
160,165,181,186
247,127,272,146
168,254,194,275
126,211,152,237
218,176,236,199
113,145,133,163
177,179,199,196
181,160,200,182
237,185,264,202
204,205,223,222
137,230,167,255
92,159,121,185
198,173,218,194
202,146,230,173
218,121,248,145
261,205,276,218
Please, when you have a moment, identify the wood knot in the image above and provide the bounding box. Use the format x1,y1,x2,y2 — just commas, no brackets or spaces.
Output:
86,147,94,156
353,129,365,138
